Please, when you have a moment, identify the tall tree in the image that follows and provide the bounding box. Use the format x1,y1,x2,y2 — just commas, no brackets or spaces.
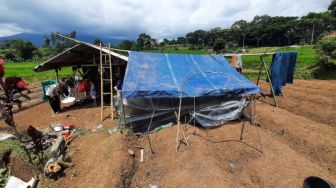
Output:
137,33,152,49
329,0,336,16
118,40,135,50
231,20,248,48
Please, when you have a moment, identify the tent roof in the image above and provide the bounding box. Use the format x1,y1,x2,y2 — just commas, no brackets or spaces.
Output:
34,41,128,72
122,52,262,99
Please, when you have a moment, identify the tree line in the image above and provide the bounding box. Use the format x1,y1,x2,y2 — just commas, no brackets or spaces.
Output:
120,0,336,52
0,0,335,61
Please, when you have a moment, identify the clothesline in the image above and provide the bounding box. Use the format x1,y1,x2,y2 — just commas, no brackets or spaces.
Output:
223,52,275,57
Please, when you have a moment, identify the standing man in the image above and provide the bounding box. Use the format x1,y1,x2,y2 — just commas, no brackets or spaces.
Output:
236,53,243,73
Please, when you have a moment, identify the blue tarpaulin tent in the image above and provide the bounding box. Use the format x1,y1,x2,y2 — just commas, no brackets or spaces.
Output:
121,52,262,132
122,52,261,99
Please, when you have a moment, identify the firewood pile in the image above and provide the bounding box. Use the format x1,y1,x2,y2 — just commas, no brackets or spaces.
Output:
24,124,77,176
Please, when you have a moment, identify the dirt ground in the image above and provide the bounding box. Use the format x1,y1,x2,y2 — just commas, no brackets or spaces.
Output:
0,79,335,188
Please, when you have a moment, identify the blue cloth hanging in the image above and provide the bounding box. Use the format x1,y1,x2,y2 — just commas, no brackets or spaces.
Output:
269,52,298,95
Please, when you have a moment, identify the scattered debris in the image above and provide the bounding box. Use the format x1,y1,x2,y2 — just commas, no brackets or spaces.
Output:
91,124,103,132
154,122,173,132
149,183,159,188
135,145,144,149
228,161,235,173
51,124,63,132
162,122,173,128
0,133,16,141
5,176,37,188
108,127,119,135
128,149,135,156
140,149,144,162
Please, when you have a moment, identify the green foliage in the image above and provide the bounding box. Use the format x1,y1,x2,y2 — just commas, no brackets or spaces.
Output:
137,33,155,50
315,34,336,66
93,38,104,46
241,45,317,80
118,40,139,51
329,0,336,16
0,140,28,160
213,38,226,53
0,39,37,61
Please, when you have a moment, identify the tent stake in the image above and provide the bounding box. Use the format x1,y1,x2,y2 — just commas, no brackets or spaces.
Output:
240,120,246,141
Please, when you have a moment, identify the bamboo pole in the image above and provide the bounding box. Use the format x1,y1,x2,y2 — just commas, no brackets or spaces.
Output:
108,44,114,126
100,43,104,122
176,94,189,152
260,56,278,107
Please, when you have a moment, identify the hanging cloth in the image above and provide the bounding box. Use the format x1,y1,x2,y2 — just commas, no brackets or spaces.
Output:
268,52,298,95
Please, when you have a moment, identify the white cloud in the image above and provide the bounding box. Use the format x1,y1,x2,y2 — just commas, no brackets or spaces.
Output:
0,0,331,39
0,23,30,37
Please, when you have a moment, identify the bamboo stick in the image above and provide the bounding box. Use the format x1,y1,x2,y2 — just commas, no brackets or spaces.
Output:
260,56,278,107
109,44,114,126
100,43,104,122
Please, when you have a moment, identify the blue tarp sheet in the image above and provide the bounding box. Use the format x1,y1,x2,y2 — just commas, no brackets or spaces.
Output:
122,52,261,99
269,52,297,95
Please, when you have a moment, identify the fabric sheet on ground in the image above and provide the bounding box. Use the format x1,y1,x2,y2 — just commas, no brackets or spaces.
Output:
268,52,298,95
122,52,262,133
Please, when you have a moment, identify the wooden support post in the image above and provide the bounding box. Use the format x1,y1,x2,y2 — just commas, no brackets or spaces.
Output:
55,68,59,81
119,91,127,130
108,44,114,125
176,94,189,152
100,43,104,122
256,57,264,86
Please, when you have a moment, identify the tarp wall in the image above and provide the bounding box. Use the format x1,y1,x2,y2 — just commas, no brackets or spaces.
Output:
121,52,261,133
122,52,261,99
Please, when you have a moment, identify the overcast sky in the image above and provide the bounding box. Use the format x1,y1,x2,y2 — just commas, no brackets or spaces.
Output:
0,0,331,39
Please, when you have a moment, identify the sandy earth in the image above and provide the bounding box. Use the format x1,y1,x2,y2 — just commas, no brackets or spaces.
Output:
0,79,335,188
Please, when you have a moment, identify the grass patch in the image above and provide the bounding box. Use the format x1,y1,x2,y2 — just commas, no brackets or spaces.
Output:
0,140,28,160
4,61,72,83
235,45,318,80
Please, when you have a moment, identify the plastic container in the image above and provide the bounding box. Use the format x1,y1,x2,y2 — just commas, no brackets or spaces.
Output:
303,176,335,188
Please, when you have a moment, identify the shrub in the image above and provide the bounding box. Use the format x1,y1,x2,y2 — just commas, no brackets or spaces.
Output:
316,33,336,66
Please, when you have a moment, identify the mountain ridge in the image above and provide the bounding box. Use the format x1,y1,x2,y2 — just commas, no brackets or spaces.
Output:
0,33,126,46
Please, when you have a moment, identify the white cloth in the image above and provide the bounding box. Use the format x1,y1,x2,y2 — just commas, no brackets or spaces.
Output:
90,82,96,99
44,84,57,96
5,176,35,188
236,54,243,68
